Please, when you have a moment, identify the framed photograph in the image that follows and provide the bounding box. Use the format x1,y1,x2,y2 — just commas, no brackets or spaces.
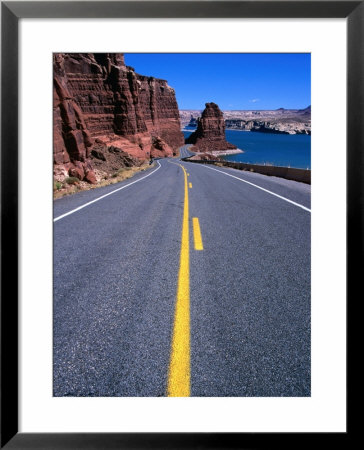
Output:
1,1,357,448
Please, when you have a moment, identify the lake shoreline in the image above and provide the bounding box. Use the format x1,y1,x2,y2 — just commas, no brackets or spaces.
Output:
183,129,311,170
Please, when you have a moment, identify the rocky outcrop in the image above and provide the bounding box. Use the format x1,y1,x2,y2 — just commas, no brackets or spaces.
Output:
185,102,237,152
54,53,184,182
186,115,198,128
188,152,221,161
225,119,311,135
250,122,311,135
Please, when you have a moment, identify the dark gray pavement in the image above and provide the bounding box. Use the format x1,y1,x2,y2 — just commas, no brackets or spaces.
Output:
183,160,310,396
53,153,310,397
179,144,194,158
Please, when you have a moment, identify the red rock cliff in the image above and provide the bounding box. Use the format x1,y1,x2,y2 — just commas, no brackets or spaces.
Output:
185,102,236,152
54,53,184,182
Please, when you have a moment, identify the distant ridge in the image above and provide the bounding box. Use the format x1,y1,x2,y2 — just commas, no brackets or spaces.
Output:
180,106,311,135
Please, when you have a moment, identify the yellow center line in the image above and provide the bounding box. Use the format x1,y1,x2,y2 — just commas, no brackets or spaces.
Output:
189,182,192,189
167,163,190,397
192,218,203,250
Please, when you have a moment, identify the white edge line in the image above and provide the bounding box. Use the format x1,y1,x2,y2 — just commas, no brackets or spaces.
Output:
53,161,161,222
197,164,311,213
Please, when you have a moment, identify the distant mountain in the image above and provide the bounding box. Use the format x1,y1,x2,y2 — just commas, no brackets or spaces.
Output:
299,105,311,116
300,105,311,113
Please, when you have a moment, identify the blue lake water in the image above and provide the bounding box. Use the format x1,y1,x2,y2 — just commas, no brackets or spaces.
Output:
183,129,311,169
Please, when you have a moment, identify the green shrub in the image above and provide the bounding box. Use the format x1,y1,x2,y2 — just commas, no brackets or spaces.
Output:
64,176,80,185
54,181,62,190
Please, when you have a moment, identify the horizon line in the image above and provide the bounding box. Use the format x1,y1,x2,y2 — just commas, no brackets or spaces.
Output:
179,106,311,111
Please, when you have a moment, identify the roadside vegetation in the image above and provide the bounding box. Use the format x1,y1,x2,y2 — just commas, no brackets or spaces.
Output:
54,163,153,199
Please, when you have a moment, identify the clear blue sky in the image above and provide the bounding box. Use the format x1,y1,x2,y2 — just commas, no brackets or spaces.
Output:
124,53,310,110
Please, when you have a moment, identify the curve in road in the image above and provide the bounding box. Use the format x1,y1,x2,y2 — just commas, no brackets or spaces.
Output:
53,151,310,397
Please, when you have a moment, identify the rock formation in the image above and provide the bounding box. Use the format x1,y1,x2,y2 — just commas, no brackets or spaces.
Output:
188,152,221,161
185,102,237,152
54,53,184,183
186,115,197,128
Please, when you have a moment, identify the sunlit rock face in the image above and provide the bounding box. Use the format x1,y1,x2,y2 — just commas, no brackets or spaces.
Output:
185,102,237,152
54,53,184,182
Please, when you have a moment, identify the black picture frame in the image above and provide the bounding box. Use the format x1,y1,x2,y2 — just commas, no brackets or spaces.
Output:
1,1,357,448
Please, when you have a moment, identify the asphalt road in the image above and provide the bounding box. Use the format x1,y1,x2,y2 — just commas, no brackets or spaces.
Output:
179,144,194,158
54,149,310,397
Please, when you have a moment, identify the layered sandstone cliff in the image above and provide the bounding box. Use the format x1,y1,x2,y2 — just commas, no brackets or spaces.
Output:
185,102,237,152
54,53,184,183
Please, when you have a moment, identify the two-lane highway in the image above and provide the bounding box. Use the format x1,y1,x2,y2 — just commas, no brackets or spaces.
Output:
54,153,310,397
